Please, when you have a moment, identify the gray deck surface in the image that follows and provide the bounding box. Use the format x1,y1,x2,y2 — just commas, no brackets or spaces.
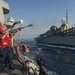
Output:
0,58,24,75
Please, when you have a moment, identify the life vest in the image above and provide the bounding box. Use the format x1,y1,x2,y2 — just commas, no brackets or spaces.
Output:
0,34,12,48
16,43,30,58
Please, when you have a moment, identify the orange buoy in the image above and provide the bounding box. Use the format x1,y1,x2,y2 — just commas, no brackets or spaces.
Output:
15,43,30,58
23,44,30,53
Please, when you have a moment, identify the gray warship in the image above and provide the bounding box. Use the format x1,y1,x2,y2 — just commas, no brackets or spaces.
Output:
34,18,75,48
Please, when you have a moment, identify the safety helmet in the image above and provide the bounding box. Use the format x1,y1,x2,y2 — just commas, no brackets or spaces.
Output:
0,26,6,33
7,17,14,22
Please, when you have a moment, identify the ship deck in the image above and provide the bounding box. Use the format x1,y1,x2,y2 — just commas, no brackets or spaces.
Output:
0,58,24,75
0,58,35,75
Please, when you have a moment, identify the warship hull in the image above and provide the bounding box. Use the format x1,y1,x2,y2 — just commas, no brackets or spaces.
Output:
35,35,75,47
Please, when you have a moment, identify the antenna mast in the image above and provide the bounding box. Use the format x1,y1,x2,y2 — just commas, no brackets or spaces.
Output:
66,9,68,24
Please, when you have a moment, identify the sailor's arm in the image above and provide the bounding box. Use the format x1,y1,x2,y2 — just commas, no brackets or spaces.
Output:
0,31,9,39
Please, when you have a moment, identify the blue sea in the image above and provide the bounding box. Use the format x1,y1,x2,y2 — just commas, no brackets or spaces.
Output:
16,40,75,75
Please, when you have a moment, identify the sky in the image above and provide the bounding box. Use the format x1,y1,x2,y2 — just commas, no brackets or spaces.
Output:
5,0,75,40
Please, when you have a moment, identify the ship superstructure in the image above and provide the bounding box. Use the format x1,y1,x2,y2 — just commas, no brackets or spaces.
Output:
35,18,75,47
0,0,9,24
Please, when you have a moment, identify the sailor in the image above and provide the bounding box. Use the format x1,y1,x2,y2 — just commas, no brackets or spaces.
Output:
3,17,14,29
3,17,23,30
0,26,14,70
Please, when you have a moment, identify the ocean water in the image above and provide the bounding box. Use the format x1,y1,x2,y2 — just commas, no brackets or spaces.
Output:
18,40,75,75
